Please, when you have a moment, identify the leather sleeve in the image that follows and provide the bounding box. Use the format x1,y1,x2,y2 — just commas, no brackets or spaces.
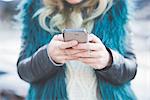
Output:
95,35,138,85
16,0,63,83
17,45,64,83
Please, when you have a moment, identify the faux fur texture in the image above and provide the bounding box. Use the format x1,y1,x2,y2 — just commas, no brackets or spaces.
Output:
18,0,136,99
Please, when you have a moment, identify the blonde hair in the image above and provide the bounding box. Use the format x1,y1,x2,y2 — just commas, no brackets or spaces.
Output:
36,0,113,34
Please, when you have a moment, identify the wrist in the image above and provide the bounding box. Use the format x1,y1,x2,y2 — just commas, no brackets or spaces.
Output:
46,45,64,66
107,51,113,66
104,47,113,67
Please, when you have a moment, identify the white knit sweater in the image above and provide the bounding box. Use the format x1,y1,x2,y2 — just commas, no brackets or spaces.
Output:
65,61,98,100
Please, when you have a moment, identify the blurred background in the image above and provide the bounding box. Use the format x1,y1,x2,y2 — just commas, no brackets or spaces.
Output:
0,0,150,100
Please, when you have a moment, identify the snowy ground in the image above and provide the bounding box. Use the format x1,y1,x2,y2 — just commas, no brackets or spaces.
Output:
0,16,150,99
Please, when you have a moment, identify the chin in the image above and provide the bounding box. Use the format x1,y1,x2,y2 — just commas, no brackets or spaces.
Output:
66,0,82,4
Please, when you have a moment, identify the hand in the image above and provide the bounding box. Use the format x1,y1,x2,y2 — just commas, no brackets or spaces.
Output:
72,34,112,69
47,34,86,64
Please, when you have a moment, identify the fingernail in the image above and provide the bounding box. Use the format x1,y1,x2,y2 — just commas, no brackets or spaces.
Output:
88,36,92,41
72,40,78,44
72,46,77,49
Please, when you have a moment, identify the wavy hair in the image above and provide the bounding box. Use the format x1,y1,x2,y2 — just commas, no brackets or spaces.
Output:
36,0,113,34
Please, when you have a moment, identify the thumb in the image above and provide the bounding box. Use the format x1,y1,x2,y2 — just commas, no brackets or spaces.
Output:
59,40,78,49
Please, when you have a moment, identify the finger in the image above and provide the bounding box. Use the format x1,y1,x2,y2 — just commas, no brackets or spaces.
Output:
64,49,87,55
65,56,79,60
77,57,98,64
73,42,102,51
62,55,79,62
53,34,64,41
55,55,79,63
72,50,102,58
59,40,78,49
89,34,101,43
54,48,86,56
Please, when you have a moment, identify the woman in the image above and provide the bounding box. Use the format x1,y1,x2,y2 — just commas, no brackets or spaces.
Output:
17,0,137,99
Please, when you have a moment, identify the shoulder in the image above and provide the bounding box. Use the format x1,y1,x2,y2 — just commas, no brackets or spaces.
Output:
18,0,43,14
18,0,51,51
112,0,134,16
93,0,134,55
105,0,135,26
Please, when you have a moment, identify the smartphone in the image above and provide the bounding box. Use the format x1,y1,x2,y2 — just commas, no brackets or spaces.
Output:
63,28,88,43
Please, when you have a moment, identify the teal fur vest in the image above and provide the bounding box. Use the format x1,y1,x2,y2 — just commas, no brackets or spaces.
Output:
18,0,136,99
